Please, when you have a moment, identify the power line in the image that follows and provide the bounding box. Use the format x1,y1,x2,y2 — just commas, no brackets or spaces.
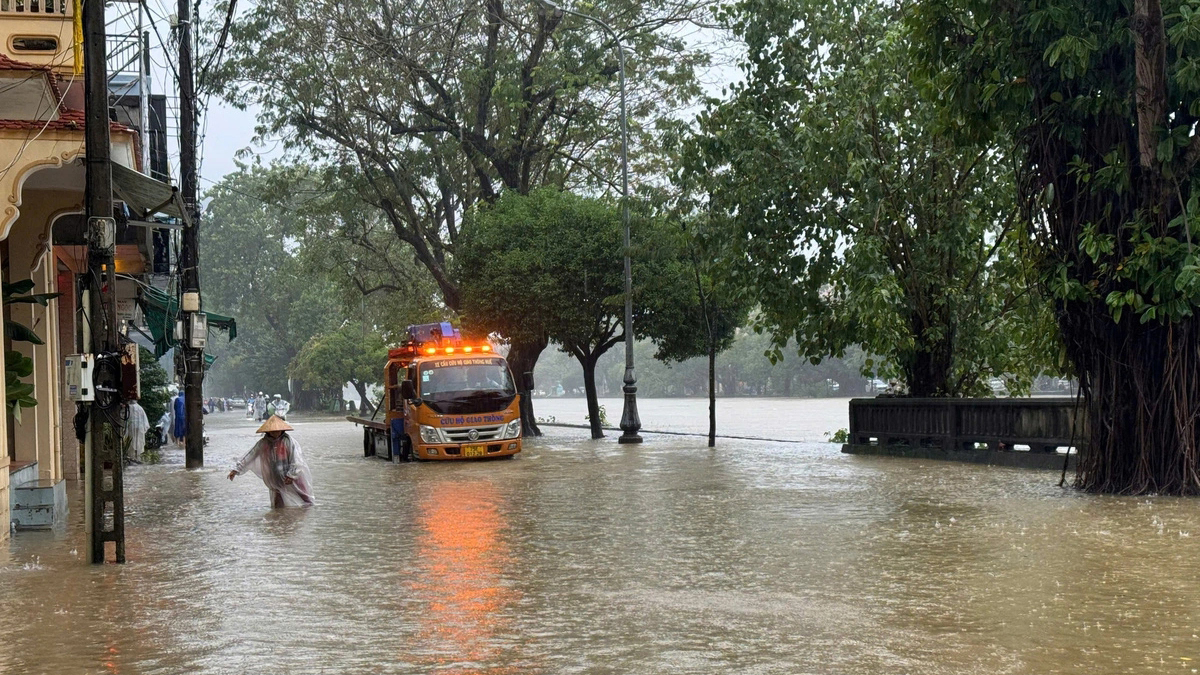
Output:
0,68,75,182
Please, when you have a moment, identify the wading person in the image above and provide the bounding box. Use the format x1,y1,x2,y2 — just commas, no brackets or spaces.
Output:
227,416,314,507
123,398,150,462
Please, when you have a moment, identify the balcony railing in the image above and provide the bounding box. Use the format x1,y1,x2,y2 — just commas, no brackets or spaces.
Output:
0,0,69,15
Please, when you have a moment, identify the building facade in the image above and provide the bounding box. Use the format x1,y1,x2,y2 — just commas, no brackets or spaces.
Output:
1,2,144,537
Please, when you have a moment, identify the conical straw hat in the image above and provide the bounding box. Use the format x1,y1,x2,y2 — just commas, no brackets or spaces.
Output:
256,415,294,433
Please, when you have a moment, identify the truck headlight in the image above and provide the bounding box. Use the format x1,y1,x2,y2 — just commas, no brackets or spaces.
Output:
419,425,443,444
504,419,522,439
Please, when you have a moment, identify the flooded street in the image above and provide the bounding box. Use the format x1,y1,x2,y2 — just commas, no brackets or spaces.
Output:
3,401,1200,674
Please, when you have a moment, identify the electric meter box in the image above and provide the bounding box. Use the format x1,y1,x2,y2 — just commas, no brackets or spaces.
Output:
65,354,95,402
190,312,207,350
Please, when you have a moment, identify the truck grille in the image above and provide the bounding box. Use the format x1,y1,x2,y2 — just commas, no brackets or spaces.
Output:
444,425,503,442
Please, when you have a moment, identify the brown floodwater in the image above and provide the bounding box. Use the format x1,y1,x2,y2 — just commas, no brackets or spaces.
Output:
2,403,1200,674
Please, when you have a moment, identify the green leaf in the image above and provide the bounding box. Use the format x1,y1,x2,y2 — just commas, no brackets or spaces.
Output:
5,350,34,378
2,279,36,297
4,293,60,306
4,320,44,345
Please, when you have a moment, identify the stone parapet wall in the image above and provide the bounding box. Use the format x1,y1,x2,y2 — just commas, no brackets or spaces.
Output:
842,397,1085,470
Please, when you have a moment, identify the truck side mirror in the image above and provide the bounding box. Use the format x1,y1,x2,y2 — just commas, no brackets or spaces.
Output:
400,380,416,401
522,372,535,392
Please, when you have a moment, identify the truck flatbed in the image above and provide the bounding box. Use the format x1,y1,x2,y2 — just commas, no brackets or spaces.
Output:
345,415,386,431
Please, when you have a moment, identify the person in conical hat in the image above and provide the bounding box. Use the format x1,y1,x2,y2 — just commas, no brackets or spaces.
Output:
228,415,314,507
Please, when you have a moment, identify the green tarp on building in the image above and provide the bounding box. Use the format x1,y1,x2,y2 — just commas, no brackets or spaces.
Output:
137,285,237,359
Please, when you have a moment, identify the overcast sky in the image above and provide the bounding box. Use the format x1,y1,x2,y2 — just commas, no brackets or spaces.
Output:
199,100,273,185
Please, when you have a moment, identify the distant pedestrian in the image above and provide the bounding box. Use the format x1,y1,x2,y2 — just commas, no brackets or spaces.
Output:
123,398,150,462
158,410,172,446
228,416,314,507
173,392,188,445
254,392,268,421
271,394,290,420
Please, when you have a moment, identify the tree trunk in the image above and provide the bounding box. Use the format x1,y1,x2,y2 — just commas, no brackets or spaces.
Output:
1069,313,1200,494
905,338,955,397
708,341,716,448
580,353,604,439
1132,0,1167,172
352,380,375,417
508,334,548,436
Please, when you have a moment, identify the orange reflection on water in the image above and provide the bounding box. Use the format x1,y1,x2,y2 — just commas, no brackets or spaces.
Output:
103,644,119,673
409,479,523,675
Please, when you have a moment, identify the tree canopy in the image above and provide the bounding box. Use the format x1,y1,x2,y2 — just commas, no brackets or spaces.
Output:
457,188,737,437
200,166,436,407
216,0,713,299
290,326,389,415
684,0,1057,397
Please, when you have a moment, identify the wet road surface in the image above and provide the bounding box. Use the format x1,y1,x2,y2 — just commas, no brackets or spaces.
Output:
3,407,1200,674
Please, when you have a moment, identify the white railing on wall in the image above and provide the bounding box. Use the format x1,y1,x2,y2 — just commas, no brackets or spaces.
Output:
0,0,69,15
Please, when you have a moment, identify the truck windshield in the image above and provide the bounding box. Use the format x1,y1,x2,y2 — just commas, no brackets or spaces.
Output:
419,358,516,405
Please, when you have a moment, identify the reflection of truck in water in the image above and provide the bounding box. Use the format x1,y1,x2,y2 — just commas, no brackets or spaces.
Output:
348,323,526,461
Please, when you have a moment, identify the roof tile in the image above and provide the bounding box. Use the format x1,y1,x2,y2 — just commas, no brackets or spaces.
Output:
0,53,51,72
0,56,135,141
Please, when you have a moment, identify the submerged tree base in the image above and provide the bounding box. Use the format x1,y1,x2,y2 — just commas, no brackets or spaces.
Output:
1072,315,1200,495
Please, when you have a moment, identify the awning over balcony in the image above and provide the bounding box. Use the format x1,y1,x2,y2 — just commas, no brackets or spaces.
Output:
137,285,236,359
111,163,190,225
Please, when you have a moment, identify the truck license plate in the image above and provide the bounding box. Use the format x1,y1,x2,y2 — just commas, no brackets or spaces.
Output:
462,445,485,457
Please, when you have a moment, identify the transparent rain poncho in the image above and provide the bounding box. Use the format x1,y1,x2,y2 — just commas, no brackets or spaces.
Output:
123,402,150,461
233,433,315,507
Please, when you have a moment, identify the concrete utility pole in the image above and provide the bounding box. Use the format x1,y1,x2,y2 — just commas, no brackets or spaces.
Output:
83,0,126,563
178,0,205,468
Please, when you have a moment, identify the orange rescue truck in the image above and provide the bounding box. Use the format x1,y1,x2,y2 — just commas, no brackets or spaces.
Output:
349,323,526,461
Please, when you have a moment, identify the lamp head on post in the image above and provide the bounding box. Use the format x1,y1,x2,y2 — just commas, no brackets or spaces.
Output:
535,0,565,19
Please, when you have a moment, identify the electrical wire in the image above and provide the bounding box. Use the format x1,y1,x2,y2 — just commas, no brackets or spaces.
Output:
0,66,75,182
143,3,182,83
197,0,237,89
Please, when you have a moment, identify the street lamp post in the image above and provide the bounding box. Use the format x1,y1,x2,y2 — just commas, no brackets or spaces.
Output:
540,0,641,443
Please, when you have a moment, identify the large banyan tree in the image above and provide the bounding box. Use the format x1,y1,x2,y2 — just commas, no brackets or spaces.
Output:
914,0,1200,493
